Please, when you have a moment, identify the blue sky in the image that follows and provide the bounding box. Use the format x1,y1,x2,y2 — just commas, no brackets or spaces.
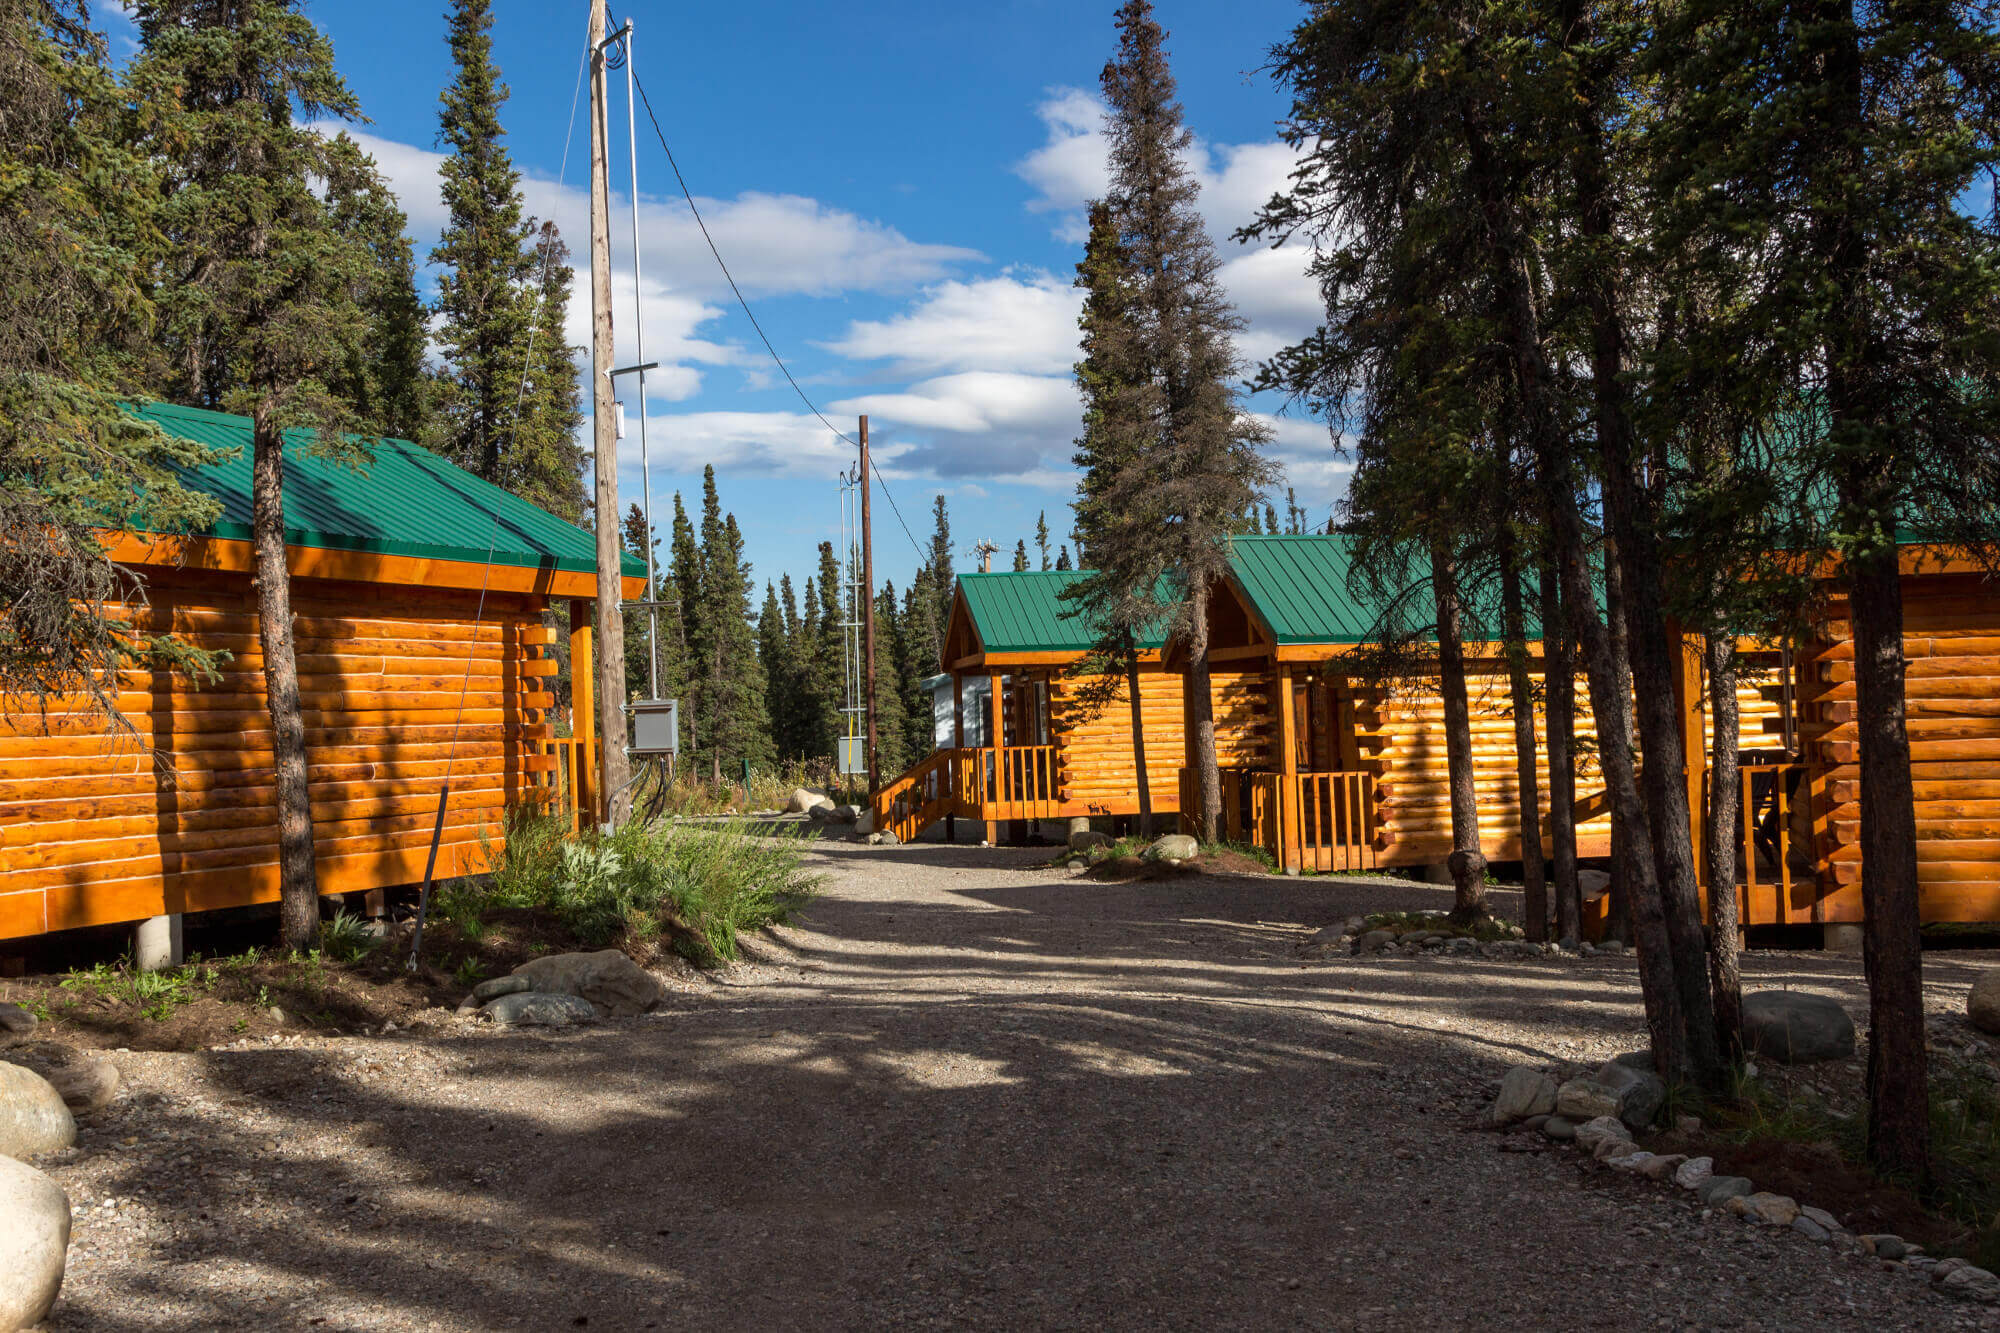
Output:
108,0,1348,597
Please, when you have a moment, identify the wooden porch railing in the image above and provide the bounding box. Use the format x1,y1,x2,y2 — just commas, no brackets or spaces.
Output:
873,746,967,846
867,744,1064,843
549,737,583,833
1177,767,1376,872
979,744,1062,826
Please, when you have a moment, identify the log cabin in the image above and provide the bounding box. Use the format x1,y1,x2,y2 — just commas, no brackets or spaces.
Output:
0,402,643,946
869,570,1271,843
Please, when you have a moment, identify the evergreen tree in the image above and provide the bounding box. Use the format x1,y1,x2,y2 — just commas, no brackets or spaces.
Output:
429,0,580,514
927,495,954,637
668,492,703,756
1011,539,1030,572
1035,511,1052,570
698,512,772,778
322,133,426,442
870,580,912,777
799,568,831,759
802,542,849,763
132,0,383,948
899,579,940,756
0,1,225,723
1055,545,1072,571
1084,1,1273,838
758,581,796,758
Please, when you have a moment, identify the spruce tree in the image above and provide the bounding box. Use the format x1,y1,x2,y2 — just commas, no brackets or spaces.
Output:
927,495,954,637
668,492,703,759
322,133,426,442
871,581,912,777
1086,0,1274,838
1011,540,1030,572
1035,512,1052,570
1055,546,1072,571
758,581,795,759
899,579,939,757
807,541,848,762
700,513,772,779
132,0,382,948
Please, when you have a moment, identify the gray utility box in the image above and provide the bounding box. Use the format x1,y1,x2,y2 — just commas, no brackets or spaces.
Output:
837,736,868,776
629,698,679,756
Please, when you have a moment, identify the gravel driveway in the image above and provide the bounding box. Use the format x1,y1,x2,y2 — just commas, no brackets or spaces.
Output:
32,841,1997,1331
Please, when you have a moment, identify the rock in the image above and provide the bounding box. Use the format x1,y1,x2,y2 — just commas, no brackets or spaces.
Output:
1593,1059,1667,1130
828,804,861,824
42,1059,118,1114
1634,1153,1687,1182
508,949,662,1016
1490,1067,1558,1124
1577,868,1611,900
1799,1205,1841,1232
786,788,833,815
853,809,876,835
1675,1114,1703,1135
1572,1115,1632,1156
1144,833,1199,863
1741,990,1858,1064
0,1064,73,1160
1970,971,2000,1035
1701,1176,1755,1206
0,1003,35,1049
1540,1115,1577,1141
1674,1157,1714,1191
1068,830,1112,853
1792,1215,1832,1243
1555,1077,1623,1122
876,830,900,847
1357,929,1396,954
1728,1192,1800,1226
478,992,598,1027
1447,937,1477,955
0,1153,69,1331
1606,1149,1655,1173
1938,1266,2000,1304
1860,1234,1907,1261
1522,1114,1551,1133
471,975,536,1003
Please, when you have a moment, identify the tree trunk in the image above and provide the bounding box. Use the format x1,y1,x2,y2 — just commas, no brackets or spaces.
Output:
1499,532,1546,939
1704,631,1744,1064
251,402,320,950
1541,563,1582,945
1600,540,1635,944
1432,541,1487,922
1126,646,1153,839
1186,579,1222,841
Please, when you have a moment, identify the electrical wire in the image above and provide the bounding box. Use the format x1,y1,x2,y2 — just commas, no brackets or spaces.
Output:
623,64,932,568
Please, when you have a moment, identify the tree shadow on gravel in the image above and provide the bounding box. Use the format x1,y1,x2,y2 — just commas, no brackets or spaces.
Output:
38,853,1971,1333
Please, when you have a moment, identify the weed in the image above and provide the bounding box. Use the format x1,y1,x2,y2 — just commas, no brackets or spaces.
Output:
319,910,377,963
452,957,487,987
59,959,210,1021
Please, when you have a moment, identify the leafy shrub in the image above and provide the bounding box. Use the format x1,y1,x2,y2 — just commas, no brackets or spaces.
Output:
319,910,377,963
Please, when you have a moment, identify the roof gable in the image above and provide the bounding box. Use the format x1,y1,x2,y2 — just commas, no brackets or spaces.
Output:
954,570,1168,655
130,403,642,579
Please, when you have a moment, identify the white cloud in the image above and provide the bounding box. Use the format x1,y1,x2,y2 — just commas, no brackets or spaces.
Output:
615,410,859,482
819,272,1081,377
1015,89,1111,244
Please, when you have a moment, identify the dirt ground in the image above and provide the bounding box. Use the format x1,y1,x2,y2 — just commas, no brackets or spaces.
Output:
21,842,2000,1331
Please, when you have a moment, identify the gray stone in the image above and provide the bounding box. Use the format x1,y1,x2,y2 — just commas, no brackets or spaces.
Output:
1540,1115,1577,1142
1522,1114,1552,1133
1596,939,1625,955
0,1153,69,1331
1938,1266,2000,1304
1792,1215,1832,1243
1555,1077,1623,1122
1448,937,1477,955
828,804,861,824
1572,1115,1632,1157
1357,929,1396,954
471,975,536,1003
786,788,834,815
0,1064,73,1160
1577,868,1611,901
1860,1234,1907,1261
0,1002,34,1049
1741,990,1858,1064
876,830,901,847
508,949,661,1016
1799,1205,1841,1232
1634,1153,1687,1182
1145,833,1199,863
1606,1149,1655,1173
478,992,598,1027
42,1059,118,1113
1490,1067,1558,1124
1674,1156,1714,1191
1068,830,1112,853
1702,1176,1755,1206
1970,971,2000,1036
1610,1050,1656,1070
852,808,876,835
1593,1058,1667,1130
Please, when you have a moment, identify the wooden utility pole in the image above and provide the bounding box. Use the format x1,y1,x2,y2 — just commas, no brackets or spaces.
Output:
859,416,878,795
588,0,630,825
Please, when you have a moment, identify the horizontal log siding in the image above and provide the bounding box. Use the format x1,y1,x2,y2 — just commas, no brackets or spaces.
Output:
1048,667,1268,809
1809,571,2000,923
0,567,550,939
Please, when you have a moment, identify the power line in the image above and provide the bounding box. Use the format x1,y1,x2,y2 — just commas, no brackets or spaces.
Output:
623,63,931,569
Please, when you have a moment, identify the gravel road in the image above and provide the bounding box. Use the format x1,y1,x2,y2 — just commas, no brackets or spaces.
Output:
31,841,1999,1331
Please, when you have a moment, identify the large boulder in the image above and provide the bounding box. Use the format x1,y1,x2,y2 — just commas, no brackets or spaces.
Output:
1490,1067,1558,1124
0,1153,68,1330
1593,1058,1667,1130
1145,833,1199,863
0,1064,73,1160
478,992,598,1027
1555,1077,1623,1122
1969,970,2000,1036
0,1003,35,1049
1742,990,1857,1064
40,1058,118,1115
508,950,662,1017
786,788,834,816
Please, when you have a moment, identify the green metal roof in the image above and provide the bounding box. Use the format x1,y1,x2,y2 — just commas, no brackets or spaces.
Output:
1224,535,1382,645
957,570,1170,654
131,402,641,579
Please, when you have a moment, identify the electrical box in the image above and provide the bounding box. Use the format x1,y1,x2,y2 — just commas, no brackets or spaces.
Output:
836,736,868,776
629,698,678,756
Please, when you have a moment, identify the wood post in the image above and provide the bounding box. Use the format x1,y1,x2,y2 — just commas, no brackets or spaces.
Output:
859,416,878,796
587,0,630,826
948,671,964,842
989,669,1005,840
1276,664,1300,871
569,599,596,826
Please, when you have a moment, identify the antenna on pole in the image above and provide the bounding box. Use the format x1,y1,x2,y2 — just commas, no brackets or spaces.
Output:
973,539,997,574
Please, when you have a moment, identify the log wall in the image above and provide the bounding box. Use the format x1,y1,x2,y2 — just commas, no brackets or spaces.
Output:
1047,666,1269,810
1808,571,2000,924
0,566,554,939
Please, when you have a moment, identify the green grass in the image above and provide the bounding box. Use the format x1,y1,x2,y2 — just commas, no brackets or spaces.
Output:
319,910,378,964
59,959,212,1021
470,807,823,966
1352,910,1525,943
